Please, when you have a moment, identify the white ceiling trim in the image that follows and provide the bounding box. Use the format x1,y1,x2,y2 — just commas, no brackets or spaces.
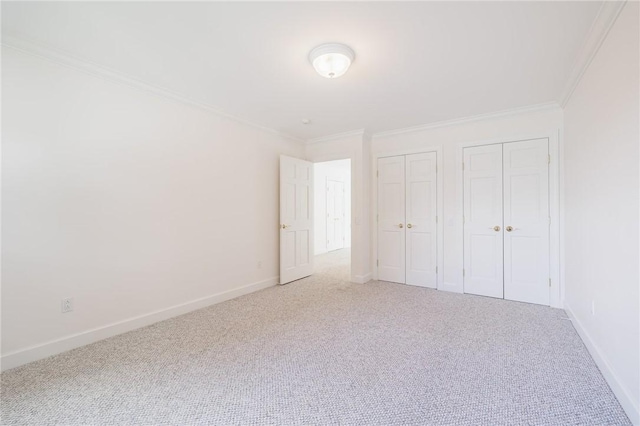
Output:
306,129,365,145
558,0,627,107
371,101,561,140
2,35,304,144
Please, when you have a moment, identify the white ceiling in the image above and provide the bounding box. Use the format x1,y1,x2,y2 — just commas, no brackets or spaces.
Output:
3,1,602,141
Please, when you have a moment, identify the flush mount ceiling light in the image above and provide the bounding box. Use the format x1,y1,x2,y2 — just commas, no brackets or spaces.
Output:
309,43,355,79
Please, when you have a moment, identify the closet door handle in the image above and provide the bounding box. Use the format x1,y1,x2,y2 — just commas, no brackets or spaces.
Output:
506,226,513,232
398,223,404,228
493,226,501,232
407,224,413,229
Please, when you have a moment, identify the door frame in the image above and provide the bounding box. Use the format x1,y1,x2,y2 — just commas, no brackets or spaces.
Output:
309,156,353,281
372,146,444,290
456,131,561,308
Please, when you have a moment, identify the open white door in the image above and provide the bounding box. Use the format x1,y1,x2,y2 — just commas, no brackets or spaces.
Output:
280,155,314,284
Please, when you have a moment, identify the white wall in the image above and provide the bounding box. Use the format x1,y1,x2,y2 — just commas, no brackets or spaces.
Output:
563,3,639,423
372,107,563,295
313,159,351,255
1,47,304,368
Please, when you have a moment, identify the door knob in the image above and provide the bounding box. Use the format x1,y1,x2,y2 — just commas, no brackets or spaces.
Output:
506,226,513,232
407,224,413,228
398,223,404,228
493,225,501,232
281,224,290,229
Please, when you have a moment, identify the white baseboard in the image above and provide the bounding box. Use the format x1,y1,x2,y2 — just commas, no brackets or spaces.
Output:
1,276,278,372
352,272,372,284
565,303,639,425
439,282,463,293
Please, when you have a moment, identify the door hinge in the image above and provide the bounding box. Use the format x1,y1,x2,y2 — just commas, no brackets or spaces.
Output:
436,266,438,274
377,259,379,266
462,161,465,170
549,278,552,287
549,216,551,225
548,154,551,165
376,170,379,178
462,215,465,224
463,269,466,277
376,214,379,222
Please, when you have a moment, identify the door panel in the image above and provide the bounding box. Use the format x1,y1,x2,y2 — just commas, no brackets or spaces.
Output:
377,156,405,283
469,234,500,279
503,139,549,305
280,155,313,284
463,145,504,298
282,232,296,269
405,152,437,288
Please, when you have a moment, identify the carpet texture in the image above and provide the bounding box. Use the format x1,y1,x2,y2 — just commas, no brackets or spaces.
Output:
1,249,630,425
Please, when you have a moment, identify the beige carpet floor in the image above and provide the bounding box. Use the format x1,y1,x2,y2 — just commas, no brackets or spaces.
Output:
1,248,630,425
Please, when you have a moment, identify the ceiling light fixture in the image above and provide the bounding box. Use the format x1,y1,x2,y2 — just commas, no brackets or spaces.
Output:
309,43,355,79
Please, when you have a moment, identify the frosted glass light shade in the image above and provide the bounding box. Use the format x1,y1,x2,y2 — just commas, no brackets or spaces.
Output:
309,43,355,79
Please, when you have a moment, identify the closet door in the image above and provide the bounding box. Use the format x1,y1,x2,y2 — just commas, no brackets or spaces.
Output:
503,139,549,305
377,156,405,283
463,145,504,298
405,152,437,288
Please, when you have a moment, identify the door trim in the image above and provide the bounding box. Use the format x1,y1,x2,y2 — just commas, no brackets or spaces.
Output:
306,152,355,282
372,146,444,291
455,131,561,308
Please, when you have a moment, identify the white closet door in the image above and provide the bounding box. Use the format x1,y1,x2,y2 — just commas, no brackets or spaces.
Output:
377,156,405,284
326,179,345,252
503,139,550,305
280,155,313,284
405,152,437,288
463,145,504,298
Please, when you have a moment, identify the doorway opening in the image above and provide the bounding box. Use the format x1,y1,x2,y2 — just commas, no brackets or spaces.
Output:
313,159,351,278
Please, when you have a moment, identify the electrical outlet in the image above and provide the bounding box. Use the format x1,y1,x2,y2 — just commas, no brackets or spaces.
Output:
61,297,74,313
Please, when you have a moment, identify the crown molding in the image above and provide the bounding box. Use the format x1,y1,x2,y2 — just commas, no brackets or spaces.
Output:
305,128,366,145
372,101,561,139
1,35,304,144
558,1,627,107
